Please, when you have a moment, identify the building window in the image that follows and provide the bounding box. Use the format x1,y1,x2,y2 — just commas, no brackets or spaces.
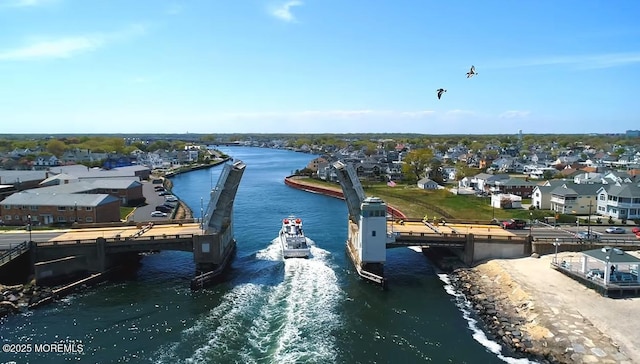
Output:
58,206,66,211
58,216,66,222
14,215,20,220
4,215,11,221
86,217,93,222
3,205,9,209
30,206,38,211
372,230,376,237
85,207,92,211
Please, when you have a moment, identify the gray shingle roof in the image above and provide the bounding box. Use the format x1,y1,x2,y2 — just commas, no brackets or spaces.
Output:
551,183,602,197
2,192,118,207
605,184,640,198
25,178,140,194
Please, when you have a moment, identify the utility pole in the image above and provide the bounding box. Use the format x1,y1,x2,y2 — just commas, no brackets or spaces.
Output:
587,200,592,236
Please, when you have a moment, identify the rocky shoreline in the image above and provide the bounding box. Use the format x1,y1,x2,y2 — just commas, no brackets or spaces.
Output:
450,259,633,364
1,282,54,317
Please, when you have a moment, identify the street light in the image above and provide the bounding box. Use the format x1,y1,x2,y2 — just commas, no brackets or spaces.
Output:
529,212,533,236
553,238,560,265
74,202,78,224
605,255,610,286
27,214,32,242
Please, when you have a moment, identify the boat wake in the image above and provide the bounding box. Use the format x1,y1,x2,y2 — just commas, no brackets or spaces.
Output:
154,239,342,364
438,274,538,364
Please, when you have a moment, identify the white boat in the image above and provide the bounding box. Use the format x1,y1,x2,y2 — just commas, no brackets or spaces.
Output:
279,216,311,259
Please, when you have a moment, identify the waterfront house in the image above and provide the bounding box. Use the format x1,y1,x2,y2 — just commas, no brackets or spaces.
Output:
596,183,640,221
307,157,328,172
491,177,538,198
549,183,601,215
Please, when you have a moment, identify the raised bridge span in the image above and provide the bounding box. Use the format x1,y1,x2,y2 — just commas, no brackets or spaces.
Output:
22,160,246,289
331,161,532,288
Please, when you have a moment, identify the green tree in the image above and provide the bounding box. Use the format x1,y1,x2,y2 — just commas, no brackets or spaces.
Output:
402,149,434,182
46,139,67,157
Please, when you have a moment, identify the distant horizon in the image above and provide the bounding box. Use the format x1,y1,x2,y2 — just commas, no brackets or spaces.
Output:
1,1,639,134
2,131,639,138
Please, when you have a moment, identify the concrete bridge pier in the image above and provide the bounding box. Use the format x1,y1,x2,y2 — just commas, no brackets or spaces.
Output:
462,234,475,266
96,237,106,273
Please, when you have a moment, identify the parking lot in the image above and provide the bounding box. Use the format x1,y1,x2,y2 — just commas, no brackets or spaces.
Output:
130,180,178,222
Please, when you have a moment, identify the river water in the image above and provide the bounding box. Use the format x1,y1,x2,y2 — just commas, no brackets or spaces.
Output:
0,147,535,364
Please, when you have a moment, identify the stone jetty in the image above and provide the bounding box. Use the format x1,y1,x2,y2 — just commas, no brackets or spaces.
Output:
451,259,634,364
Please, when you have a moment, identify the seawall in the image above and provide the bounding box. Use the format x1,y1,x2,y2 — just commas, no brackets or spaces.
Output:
284,176,407,219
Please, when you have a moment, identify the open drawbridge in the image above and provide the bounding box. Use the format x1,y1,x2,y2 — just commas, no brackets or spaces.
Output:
191,160,246,289
333,161,388,288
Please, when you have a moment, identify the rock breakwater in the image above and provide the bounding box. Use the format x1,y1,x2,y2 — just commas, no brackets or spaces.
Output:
451,260,632,364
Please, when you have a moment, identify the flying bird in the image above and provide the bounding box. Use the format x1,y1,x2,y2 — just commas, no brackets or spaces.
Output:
436,88,447,99
466,65,478,78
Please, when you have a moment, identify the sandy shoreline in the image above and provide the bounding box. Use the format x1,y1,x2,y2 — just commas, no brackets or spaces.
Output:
453,251,640,364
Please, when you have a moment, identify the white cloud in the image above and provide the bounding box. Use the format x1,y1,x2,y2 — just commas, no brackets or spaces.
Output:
499,110,531,119
1,0,55,7
0,37,102,60
271,0,302,22
0,24,147,61
492,52,640,70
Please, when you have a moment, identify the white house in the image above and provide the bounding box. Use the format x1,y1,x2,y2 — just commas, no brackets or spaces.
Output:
417,178,441,190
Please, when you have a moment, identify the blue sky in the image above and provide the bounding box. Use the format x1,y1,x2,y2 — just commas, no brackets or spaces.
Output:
1,0,639,135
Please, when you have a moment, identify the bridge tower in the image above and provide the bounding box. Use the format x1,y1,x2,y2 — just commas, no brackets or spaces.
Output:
192,160,246,288
333,161,387,287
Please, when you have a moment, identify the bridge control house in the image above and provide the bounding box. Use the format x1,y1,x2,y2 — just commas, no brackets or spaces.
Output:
1,192,120,226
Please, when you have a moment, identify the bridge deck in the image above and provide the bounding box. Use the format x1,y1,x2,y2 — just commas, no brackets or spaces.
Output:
48,223,203,242
388,221,517,238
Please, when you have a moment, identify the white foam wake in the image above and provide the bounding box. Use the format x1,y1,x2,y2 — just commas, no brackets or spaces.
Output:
439,274,538,364
154,240,342,364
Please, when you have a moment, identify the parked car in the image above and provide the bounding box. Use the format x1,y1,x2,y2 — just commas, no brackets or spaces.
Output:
165,195,178,202
150,211,168,217
576,230,601,241
155,205,172,213
632,227,640,234
501,219,527,230
604,227,626,234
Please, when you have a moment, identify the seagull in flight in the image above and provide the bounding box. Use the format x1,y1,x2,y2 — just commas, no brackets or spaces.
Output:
436,88,447,99
466,65,478,78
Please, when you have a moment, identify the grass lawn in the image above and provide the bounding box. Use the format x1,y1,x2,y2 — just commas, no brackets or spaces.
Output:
120,207,135,220
298,177,553,222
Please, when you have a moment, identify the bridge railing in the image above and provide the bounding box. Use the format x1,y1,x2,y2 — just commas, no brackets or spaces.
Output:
36,234,197,247
534,237,639,245
396,231,529,242
0,241,30,266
